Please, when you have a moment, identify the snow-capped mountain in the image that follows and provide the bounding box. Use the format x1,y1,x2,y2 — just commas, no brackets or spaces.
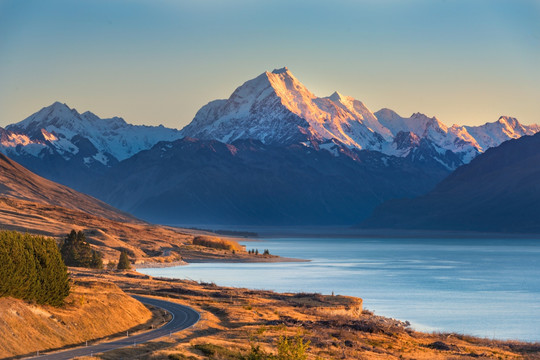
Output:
181,68,539,168
5,101,182,164
463,116,540,152
0,102,183,190
181,67,386,151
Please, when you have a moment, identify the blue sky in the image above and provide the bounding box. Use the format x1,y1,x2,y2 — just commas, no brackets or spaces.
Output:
0,0,539,128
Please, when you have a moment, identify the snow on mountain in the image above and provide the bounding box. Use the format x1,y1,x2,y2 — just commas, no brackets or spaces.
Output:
181,68,539,167
3,69,537,175
464,116,540,152
0,127,47,157
374,109,481,162
181,67,385,151
375,110,540,163
5,102,182,164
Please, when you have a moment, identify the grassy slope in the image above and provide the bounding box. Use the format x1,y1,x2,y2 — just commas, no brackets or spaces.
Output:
0,153,135,223
0,279,152,358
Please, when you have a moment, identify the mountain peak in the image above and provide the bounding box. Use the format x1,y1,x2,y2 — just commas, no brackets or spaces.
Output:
50,100,67,108
43,101,75,115
271,67,289,74
497,116,519,127
328,91,345,102
411,112,433,120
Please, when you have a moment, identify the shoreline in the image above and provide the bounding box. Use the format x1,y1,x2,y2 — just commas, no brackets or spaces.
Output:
176,225,540,240
134,255,309,269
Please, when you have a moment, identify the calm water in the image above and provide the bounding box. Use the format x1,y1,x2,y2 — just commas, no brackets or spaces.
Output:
139,237,540,342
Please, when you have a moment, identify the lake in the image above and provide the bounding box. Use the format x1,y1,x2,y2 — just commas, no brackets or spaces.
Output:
138,237,540,342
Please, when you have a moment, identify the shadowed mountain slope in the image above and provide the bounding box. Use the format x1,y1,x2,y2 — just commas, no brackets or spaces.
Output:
0,153,135,223
82,138,453,226
360,133,540,233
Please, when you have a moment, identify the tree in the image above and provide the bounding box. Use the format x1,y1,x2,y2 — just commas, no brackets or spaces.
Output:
90,250,103,269
0,231,70,306
60,230,103,269
117,251,131,270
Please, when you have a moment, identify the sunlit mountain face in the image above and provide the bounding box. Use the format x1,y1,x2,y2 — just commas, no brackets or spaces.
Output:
180,67,539,167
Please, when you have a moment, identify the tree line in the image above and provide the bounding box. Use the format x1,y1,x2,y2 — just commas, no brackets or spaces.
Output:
59,230,131,270
0,231,70,307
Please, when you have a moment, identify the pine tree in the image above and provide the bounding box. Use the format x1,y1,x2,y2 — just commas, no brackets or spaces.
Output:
0,231,70,306
60,230,102,268
117,251,131,270
90,250,103,269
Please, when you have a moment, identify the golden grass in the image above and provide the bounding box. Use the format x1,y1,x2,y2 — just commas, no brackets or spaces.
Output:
0,279,152,358
69,268,540,360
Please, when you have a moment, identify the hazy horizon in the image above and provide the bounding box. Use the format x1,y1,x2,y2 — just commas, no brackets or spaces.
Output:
1,0,539,129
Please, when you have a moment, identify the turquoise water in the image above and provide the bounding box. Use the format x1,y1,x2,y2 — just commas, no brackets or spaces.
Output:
139,237,540,342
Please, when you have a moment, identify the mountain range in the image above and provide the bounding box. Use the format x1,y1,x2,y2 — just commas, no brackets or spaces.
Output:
181,67,539,166
1,102,182,186
1,67,538,226
360,132,540,233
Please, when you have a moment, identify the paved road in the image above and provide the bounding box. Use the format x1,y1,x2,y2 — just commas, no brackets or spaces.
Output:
27,295,200,360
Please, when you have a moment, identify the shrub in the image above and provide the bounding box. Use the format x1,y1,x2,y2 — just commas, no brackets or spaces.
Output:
192,344,238,359
168,353,198,360
276,334,310,360
241,345,269,360
0,230,70,306
192,236,243,251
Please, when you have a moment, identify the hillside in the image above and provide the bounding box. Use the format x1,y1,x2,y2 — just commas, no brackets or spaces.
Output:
361,133,540,233
0,279,153,358
0,155,257,263
62,268,540,360
0,153,135,223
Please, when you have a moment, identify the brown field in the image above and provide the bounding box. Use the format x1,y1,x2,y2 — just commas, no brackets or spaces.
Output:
49,268,540,360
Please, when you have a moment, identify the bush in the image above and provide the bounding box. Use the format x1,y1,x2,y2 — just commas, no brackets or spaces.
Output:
192,344,238,359
241,345,269,360
276,334,310,360
192,236,243,251
0,230,70,306
168,353,198,360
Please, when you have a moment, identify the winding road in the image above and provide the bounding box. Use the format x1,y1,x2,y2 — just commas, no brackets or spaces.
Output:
27,295,200,360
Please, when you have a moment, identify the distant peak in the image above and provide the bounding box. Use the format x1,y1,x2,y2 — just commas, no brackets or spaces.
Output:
497,116,518,125
272,67,289,74
48,101,70,110
328,91,344,102
374,108,400,118
410,112,436,121
81,111,100,122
